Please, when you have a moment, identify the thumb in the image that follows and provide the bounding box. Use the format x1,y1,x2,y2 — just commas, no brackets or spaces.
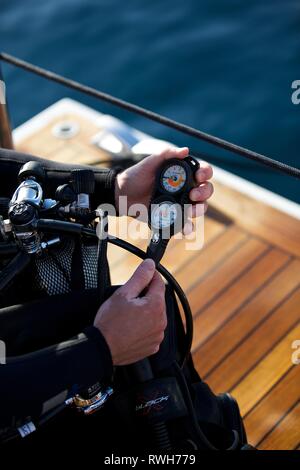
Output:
142,147,190,172
120,258,156,299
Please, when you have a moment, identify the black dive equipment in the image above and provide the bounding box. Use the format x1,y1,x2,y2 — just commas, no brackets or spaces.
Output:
8,161,58,255
147,156,199,264
0,159,250,451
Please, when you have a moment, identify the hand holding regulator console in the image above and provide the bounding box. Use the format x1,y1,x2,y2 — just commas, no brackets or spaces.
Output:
147,156,199,264
0,157,250,451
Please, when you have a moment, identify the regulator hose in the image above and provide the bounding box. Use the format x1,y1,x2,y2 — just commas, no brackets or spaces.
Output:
0,251,30,292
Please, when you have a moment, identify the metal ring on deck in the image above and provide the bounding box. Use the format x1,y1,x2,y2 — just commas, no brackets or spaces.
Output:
52,121,80,139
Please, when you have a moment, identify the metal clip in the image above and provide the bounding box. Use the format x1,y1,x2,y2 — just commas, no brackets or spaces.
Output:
65,387,113,416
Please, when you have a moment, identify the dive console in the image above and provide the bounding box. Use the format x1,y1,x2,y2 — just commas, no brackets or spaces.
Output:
146,156,199,264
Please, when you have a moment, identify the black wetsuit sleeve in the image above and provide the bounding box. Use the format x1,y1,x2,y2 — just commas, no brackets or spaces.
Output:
0,325,113,431
0,148,121,206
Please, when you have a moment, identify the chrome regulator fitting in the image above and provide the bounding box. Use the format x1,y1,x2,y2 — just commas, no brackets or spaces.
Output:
65,386,114,416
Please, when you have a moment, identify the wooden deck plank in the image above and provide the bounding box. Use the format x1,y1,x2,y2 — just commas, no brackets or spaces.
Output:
211,180,300,257
159,217,224,273
205,288,300,392
244,366,300,446
16,113,110,165
108,239,146,273
193,259,299,377
173,226,247,292
259,402,300,450
192,246,285,350
110,216,225,284
230,323,300,415
46,143,91,165
107,216,149,267
188,238,267,320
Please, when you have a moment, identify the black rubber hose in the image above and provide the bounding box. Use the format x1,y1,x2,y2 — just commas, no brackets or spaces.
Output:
172,361,217,450
0,251,30,292
36,219,83,235
96,212,110,303
0,243,19,256
152,421,172,452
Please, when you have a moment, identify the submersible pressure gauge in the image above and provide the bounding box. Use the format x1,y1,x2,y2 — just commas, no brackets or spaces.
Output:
146,156,199,264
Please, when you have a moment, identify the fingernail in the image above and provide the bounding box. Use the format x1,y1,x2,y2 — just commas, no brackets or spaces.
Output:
143,258,155,270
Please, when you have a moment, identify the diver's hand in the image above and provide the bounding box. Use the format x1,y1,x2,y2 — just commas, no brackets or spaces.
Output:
115,146,214,233
94,259,166,366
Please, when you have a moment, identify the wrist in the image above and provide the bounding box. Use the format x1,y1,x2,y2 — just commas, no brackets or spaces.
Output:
114,170,129,215
103,166,123,209
83,325,114,378
94,323,116,365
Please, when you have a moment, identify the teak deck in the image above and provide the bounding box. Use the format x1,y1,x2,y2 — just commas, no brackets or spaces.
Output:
15,109,300,450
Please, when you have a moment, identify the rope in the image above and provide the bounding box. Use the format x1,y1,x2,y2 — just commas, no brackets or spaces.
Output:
1,51,299,180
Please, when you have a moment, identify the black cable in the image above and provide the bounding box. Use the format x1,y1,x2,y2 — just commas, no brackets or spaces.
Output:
96,212,110,303
191,149,272,171
1,52,299,180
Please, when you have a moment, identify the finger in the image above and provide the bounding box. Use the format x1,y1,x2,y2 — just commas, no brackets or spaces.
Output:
183,218,194,236
147,146,190,168
187,202,208,218
121,258,156,299
162,146,189,160
145,270,165,299
195,162,213,184
189,182,214,202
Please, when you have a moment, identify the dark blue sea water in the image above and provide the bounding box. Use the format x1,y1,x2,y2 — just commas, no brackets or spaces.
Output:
1,0,299,202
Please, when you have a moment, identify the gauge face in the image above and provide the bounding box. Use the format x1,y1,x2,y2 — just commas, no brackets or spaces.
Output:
151,201,178,230
161,164,187,193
